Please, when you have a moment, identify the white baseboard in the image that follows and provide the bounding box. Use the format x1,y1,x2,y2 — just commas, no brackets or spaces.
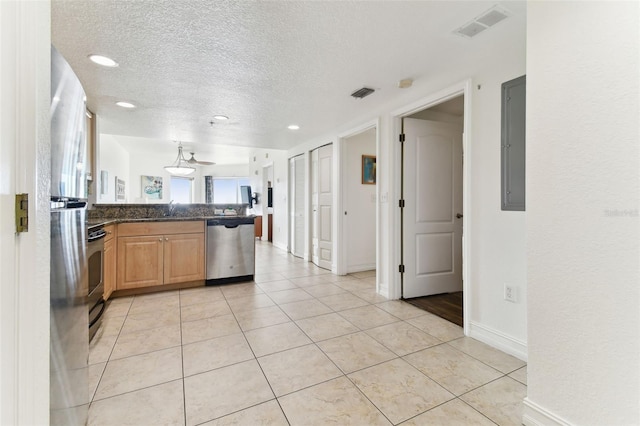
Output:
523,398,572,426
346,263,376,274
467,321,528,361
272,241,288,252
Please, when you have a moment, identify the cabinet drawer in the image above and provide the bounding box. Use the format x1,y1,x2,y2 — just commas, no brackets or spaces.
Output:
118,220,204,237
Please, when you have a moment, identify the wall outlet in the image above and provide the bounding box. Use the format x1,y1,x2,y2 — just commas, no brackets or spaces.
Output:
504,284,517,303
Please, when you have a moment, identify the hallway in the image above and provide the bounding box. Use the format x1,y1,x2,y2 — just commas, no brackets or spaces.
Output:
88,240,527,425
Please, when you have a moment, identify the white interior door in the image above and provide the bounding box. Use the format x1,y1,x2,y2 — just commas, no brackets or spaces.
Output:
311,144,332,269
403,118,463,298
289,155,305,258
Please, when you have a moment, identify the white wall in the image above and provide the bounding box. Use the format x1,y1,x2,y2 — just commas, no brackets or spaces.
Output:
287,21,528,358
345,129,376,272
525,3,639,425
248,148,288,250
466,60,527,356
97,134,250,204
97,134,131,203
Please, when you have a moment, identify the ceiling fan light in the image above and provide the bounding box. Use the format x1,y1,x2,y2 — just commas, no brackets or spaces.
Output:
164,165,195,176
164,143,196,175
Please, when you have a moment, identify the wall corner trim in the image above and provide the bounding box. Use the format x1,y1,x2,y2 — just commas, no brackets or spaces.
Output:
523,398,573,426
467,321,527,361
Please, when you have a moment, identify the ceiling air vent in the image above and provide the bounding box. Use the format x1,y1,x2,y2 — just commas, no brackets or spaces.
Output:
454,5,510,38
351,87,375,99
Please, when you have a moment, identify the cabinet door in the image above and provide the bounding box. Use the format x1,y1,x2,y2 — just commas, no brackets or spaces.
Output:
103,237,116,299
117,235,164,289
163,233,205,284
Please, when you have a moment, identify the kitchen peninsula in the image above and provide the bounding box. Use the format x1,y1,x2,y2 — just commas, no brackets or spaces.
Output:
89,203,255,299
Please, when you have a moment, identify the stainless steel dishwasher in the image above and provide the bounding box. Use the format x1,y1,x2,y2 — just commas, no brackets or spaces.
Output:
206,217,255,284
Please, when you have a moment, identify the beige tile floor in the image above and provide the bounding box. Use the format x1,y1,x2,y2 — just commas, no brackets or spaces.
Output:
88,240,527,426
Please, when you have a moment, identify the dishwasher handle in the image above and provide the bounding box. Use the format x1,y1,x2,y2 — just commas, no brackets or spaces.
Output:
207,218,255,227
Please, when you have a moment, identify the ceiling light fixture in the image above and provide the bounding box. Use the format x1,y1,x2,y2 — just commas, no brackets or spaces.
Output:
164,143,195,176
213,115,229,121
398,78,413,89
88,54,118,67
116,101,136,109
288,124,300,130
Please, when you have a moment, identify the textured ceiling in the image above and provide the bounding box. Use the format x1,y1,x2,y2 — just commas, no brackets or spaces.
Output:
52,1,526,156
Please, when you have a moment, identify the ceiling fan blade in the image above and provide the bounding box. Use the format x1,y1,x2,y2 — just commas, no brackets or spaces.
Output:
188,152,215,166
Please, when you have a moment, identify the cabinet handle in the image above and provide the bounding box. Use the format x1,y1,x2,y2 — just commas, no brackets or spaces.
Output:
158,238,162,242
165,237,169,241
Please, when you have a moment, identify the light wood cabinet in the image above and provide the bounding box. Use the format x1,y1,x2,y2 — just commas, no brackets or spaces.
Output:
117,235,164,289
103,224,116,299
116,221,205,290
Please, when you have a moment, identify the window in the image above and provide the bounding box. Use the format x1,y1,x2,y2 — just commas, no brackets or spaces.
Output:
205,177,250,204
171,176,193,203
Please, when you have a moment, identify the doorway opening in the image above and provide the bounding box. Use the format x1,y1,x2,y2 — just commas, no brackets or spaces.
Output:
400,95,465,326
262,164,273,243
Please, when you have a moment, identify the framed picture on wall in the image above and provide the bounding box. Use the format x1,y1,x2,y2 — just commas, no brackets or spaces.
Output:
141,175,163,200
362,155,376,185
115,177,125,201
100,170,108,195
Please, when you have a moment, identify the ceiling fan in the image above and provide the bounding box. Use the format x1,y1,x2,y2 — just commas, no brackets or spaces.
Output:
187,151,215,166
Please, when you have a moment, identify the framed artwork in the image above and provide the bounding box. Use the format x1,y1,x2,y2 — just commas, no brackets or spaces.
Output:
115,177,125,201
362,155,376,185
142,175,163,200
100,170,108,195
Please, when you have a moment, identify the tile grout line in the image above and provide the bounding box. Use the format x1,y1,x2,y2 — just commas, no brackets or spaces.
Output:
217,282,292,425
178,288,188,426
90,243,525,425
89,297,132,406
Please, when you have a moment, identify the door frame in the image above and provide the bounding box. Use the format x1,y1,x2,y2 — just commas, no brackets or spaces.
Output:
391,79,472,333
0,1,51,423
336,119,380,281
287,154,305,258
309,143,334,270
262,162,273,241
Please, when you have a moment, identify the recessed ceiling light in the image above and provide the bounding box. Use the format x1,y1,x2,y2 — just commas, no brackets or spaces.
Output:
116,101,136,109
288,124,300,130
88,54,118,67
213,115,229,121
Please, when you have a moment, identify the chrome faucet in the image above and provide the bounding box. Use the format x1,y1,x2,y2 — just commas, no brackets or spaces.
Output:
167,200,176,217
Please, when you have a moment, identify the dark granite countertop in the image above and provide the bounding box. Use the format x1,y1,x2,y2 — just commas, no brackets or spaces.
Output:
87,215,256,228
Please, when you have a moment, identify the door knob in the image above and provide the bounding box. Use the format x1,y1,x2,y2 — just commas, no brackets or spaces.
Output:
456,213,463,219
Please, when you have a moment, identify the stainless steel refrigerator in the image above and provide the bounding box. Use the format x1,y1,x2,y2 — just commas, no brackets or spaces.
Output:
50,46,89,426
